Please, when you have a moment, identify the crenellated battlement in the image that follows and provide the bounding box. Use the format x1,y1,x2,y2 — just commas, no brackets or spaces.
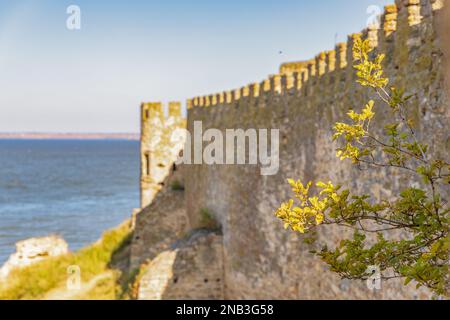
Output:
141,101,184,121
279,61,309,75
188,0,445,112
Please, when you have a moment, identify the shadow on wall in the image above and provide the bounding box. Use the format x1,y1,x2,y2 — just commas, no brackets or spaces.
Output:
435,1,450,152
130,164,189,270
438,1,450,94
137,230,224,300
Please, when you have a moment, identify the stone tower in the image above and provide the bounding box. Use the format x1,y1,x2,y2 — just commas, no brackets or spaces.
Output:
140,101,186,208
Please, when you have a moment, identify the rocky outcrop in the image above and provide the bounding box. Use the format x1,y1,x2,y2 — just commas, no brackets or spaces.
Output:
0,236,68,279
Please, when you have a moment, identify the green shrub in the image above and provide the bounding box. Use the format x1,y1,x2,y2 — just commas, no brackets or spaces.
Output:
170,180,185,191
199,208,219,230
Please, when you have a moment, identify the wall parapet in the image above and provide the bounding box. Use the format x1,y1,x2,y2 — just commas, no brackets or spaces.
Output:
188,0,446,113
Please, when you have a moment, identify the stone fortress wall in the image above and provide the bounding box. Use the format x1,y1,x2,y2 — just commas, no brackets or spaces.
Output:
131,0,449,299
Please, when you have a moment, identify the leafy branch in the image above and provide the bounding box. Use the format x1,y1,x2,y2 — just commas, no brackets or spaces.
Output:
275,38,449,297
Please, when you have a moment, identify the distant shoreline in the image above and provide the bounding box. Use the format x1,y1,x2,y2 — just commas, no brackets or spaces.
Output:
0,133,139,141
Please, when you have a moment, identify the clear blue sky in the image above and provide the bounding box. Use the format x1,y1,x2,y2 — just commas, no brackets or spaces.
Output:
0,0,391,133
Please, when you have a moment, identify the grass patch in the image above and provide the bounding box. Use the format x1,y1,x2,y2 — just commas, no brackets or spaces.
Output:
118,262,149,300
170,180,185,191
0,220,132,300
199,208,219,230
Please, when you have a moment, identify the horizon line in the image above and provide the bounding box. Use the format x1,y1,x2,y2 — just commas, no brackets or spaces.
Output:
0,132,140,141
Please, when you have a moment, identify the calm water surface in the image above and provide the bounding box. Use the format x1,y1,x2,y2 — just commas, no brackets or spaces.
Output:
0,139,139,264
